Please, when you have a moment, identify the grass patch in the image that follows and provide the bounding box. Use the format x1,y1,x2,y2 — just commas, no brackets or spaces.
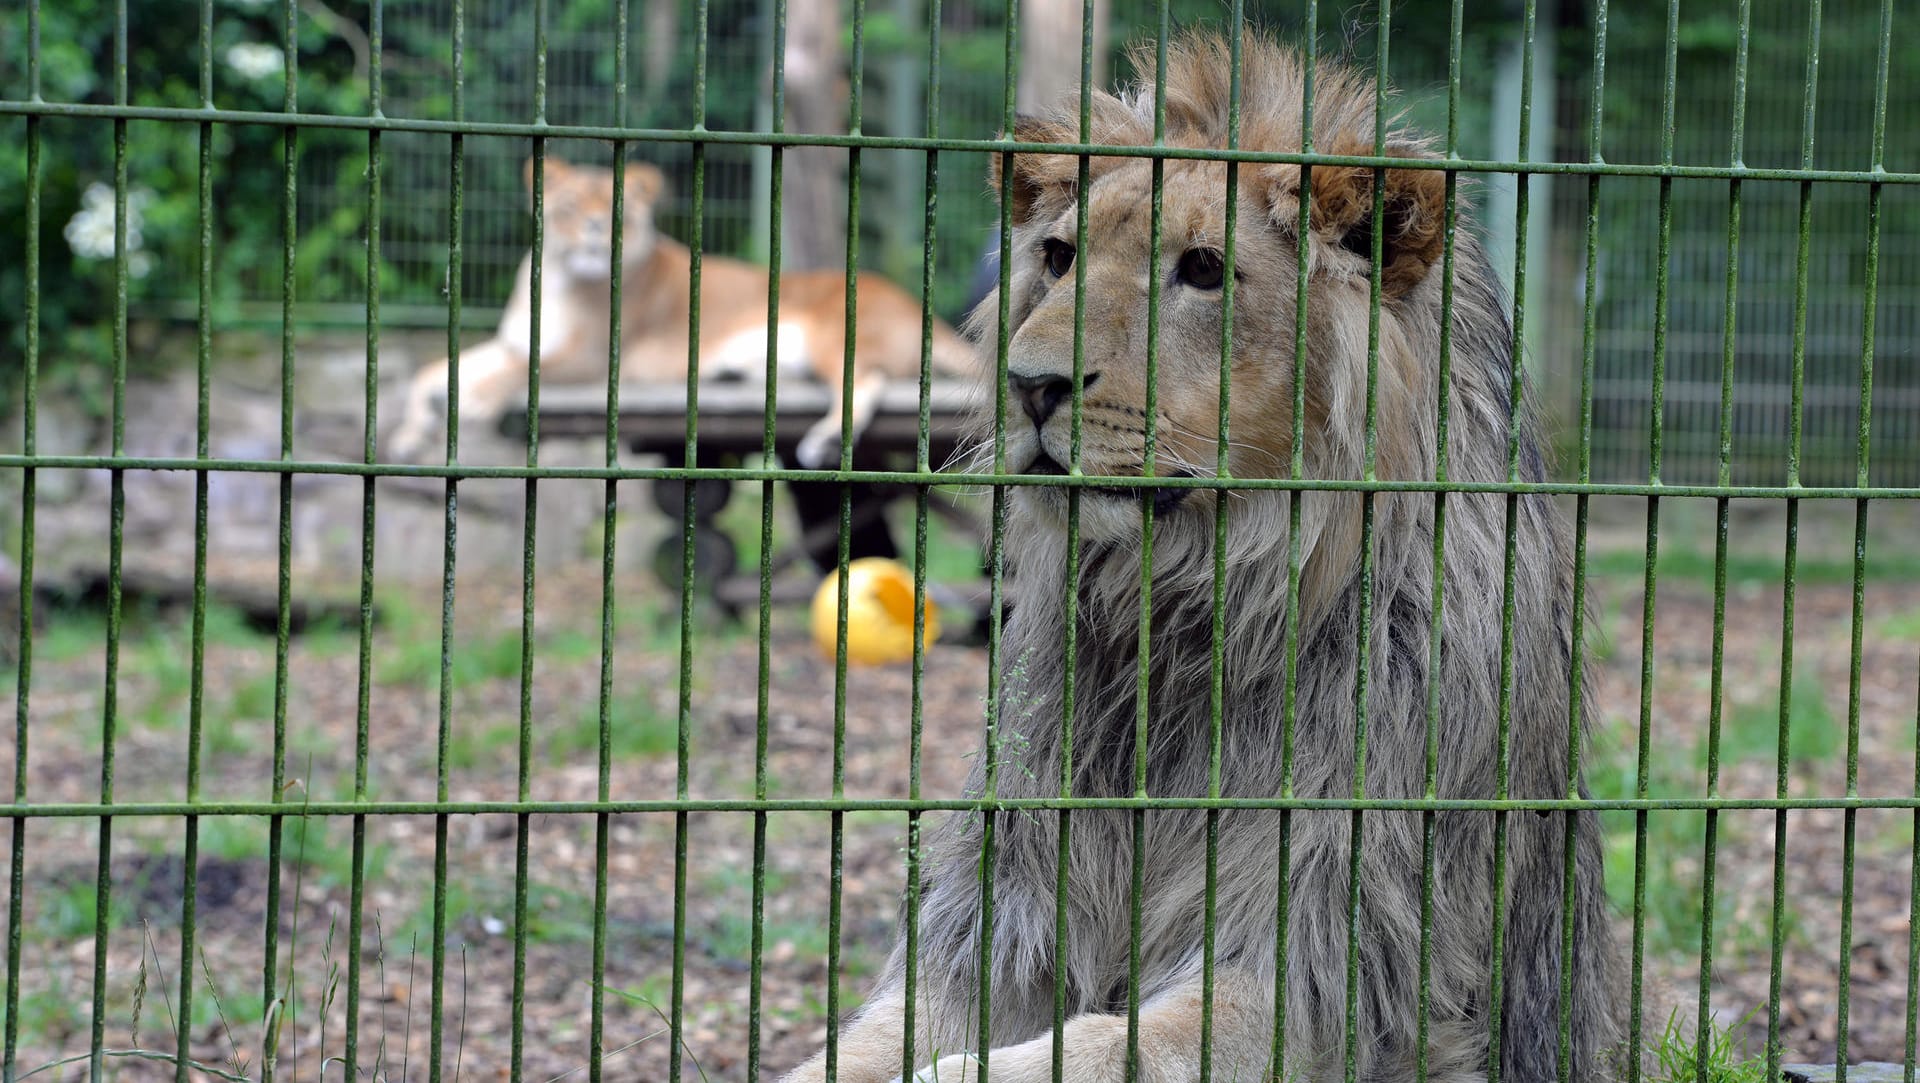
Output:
1635,1008,1767,1083
283,805,394,890
376,607,602,692
1594,671,1832,965
545,693,679,765
1720,672,1842,775
32,871,134,943
521,881,598,946
34,608,109,664
9,972,88,1046
1878,606,1920,643
1588,545,1920,589
448,720,525,771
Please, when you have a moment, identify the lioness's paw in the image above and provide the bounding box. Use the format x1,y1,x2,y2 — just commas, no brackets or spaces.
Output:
795,427,842,470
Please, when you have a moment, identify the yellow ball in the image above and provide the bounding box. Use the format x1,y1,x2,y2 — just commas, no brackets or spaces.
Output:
810,558,941,666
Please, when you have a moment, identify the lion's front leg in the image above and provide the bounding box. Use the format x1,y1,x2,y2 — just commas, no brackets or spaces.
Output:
780,984,921,1083
903,969,1272,1083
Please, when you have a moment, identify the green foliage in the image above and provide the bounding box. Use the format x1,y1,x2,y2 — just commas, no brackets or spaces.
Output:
0,0,377,400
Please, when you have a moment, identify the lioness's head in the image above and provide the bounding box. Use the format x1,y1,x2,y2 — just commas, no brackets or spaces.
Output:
974,32,1465,545
526,157,668,279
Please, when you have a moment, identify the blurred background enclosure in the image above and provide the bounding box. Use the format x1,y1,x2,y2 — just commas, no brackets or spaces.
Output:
1,0,1915,484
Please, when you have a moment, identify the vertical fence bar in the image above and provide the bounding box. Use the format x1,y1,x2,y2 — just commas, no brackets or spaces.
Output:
4,3,42,1079
434,0,495,1076
1627,2,1681,1076
975,0,1020,1069
1271,7,1318,1076
750,0,787,1077
511,1,551,1073
259,0,300,1073
1910,663,1920,1083
673,0,711,1075
1694,1,1748,1076
1767,0,1822,1074
1126,14,1170,1082
428,0,465,1076
1051,0,1095,1076
903,0,940,1075
1419,0,1467,1077
1199,14,1244,1083
89,2,133,1076
1833,0,1887,1072
825,0,864,1074
343,3,385,1077
1344,6,1391,1080
175,0,218,1075
589,3,630,1081
1556,0,1606,1076
1486,0,1540,1076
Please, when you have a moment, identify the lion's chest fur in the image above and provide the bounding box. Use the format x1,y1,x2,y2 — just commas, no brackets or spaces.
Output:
914,500,1573,1056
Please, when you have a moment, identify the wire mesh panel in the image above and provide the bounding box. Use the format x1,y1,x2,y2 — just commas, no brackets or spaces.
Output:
3,0,1918,1081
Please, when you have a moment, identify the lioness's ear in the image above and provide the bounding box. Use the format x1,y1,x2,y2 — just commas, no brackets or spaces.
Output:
527,156,575,192
624,162,666,206
1299,139,1448,295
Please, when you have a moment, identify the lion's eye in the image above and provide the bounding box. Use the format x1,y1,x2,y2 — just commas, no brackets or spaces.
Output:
1176,247,1225,290
1041,238,1075,279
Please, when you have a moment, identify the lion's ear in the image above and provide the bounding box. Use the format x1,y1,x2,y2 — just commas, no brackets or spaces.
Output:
989,114,1080,226
989,98,1151,226
1302,139,1448,295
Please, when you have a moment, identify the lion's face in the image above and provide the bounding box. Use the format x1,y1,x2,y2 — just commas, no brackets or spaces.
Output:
528,158,667,280
980,96,1448,544
990,159,1299,537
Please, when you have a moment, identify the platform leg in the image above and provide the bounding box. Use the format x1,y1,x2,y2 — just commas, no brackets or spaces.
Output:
786,479,898,571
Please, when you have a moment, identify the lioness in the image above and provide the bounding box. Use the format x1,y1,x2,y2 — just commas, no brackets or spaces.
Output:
386,157,973,467
782,32,1621,1083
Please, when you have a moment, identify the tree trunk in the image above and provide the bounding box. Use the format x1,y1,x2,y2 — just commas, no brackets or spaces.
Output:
1017,0,1109,116
783,0,848,271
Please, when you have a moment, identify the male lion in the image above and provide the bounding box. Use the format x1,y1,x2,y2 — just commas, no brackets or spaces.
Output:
782,30,1622,1083
386,157,973,467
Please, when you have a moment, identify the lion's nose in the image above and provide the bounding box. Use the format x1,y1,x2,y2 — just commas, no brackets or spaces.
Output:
1009,371,1098,426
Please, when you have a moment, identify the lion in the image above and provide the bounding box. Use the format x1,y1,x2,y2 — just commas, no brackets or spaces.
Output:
780,31,1623,1083
385,157,974,467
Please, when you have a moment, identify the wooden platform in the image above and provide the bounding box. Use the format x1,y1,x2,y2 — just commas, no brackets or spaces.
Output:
510,379,977,465
511,379,982,613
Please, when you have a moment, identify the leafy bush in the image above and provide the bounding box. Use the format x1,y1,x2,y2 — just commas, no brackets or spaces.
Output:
0,0,374,401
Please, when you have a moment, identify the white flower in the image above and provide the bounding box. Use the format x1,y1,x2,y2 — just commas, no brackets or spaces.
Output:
64,182,156,272
225,42,285,81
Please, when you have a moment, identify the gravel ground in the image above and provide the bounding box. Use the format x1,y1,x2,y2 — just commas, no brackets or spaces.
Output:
3,499,1918,1080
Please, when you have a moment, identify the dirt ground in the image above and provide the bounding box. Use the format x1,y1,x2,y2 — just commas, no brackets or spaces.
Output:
2,496,1917,1081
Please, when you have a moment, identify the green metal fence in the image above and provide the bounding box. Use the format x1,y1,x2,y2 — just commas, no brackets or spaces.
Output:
3,0,1918,1081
